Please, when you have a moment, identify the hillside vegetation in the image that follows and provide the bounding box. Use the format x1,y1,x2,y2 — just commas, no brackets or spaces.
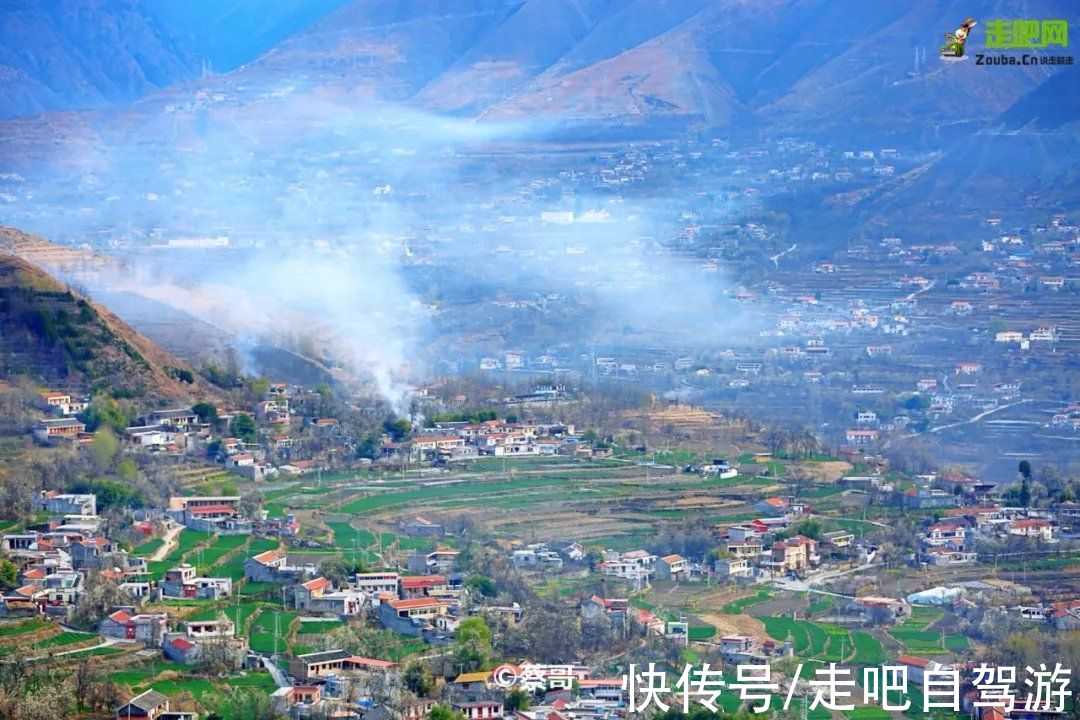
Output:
0,252,209,401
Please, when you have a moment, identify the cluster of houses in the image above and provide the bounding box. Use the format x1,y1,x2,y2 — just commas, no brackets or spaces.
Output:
244,545,470,643
31,383,346,482
0,492,152,615
917,504,1065,566
386,420,584,462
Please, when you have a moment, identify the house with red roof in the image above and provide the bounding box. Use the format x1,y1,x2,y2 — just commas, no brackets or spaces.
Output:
656,554,687,580
162,618,246,667
98,608,168,646
243,547,301,583
161,563,232,599
380,596,450,638
1008,519,1056,542
399,574,449,599
288,649,395,683
292,576,363,616
754,496,792,516
168,495,250,534
1047,600,1080,630
896,655,952,685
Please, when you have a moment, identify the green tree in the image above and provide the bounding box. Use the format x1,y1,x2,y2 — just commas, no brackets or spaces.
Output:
356,435,380,460
403,662,434,697
1019,477,1032,507
0,559,18,589
383,418,412,442
230,413,257,442
428,707,464,720
192,402,218,424
116,457,138,483
453,616,491,670
90,429,119,470
80,395,130,434
465,574,496,597
504,687,530,712
1018,460,1033,480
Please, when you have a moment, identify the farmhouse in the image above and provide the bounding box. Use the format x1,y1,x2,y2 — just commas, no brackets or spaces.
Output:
98,609,168,646
161,564,232,599
714,557,752,580
1009,519,1055,542
38,491,96,516
114,689,196,719
655,554,687,580
34,418,85,442
289,649,395,683
293,576,363,616
767,536,818,573
243,549,303,583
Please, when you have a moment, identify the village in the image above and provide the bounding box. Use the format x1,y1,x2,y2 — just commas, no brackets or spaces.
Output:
6,129,1077,486
0,3,1078,718
0,371,1077,720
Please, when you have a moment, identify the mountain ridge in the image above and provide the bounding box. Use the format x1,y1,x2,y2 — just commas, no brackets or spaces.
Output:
0,228,216,402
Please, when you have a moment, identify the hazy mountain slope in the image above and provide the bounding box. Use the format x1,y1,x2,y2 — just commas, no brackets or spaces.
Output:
1,1,1076,154
146,0,352,73
0,247,211,401
0,0,348,120
482,19,743,127
850,64,1080,220
0,0,194,119
999,65,1080,132
756,0,1060,141
414,0,614,114
239,0,517,101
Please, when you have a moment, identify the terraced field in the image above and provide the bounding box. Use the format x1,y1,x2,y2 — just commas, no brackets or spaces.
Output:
0,630,99,657
146,530,214,580
193,534,250,569
248,610,298,654
760,617,884,666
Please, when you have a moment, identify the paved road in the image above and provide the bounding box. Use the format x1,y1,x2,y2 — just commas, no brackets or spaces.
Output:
50,636,121,657
262,655,292,688
148,521,183,562
771,563,881,594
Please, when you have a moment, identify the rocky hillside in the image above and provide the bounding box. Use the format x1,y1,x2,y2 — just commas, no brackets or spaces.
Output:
0,0,348,119
0,251,212,402
5,0,1074,135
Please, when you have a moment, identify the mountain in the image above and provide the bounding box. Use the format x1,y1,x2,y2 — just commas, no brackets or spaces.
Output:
0,0,348,119
2,0,1075,135
112,0,1061,145
0,0,190,119
0,231,212,401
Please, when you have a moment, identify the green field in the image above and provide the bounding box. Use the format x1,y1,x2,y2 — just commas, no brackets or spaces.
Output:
189,601,268,635
193,534,250,569
760,618,880,664
888,628,968,653
722,589,772,614
0,619,50,637
762,617,810,654
147,530,214,580
844,708,892,720
801,621,829,655
687,625,716,641
133,537,164,557
820,624,853,662
340,476,586,515
850,631,886,665
248,610,298,654
0,630,98,657
298,620,344,635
